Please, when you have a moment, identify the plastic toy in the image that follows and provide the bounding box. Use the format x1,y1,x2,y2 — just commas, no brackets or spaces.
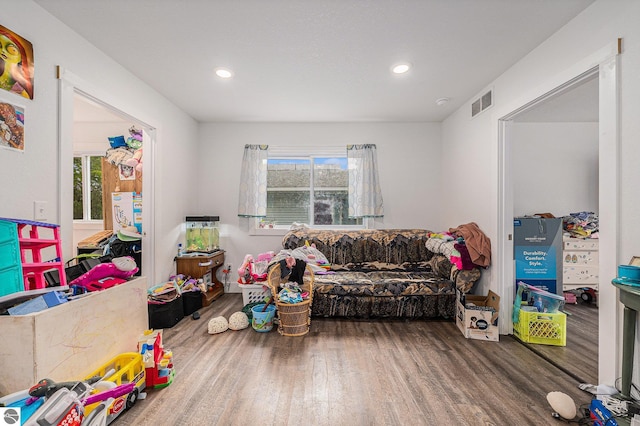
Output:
125,148,143,172
237,254,254,284
68,256,139,292
8,374,115,425
138,330,175,389
82,352,148,425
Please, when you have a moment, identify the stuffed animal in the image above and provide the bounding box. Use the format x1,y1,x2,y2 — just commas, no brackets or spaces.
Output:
125,148,143,172
237,254,254,284
124,126,143,171
69,256,139,291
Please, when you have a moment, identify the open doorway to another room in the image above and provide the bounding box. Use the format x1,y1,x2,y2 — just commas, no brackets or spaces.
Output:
68,92,152,282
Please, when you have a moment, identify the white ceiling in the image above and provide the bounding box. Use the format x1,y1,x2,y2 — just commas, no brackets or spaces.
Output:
37,0,596,123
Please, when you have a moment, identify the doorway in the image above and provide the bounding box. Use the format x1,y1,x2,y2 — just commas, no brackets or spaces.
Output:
508,73,599,383
72,94,132,251
497,47,620,386
57,67,156,286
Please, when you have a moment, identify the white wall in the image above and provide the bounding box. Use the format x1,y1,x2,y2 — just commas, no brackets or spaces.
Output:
197,122,442,292
511,122,598,217
1,1,200,284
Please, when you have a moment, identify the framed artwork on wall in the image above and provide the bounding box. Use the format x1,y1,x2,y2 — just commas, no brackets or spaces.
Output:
0,97,25,152
0,24,34,100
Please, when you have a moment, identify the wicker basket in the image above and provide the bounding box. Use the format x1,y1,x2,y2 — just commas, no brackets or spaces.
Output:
267,262,314,336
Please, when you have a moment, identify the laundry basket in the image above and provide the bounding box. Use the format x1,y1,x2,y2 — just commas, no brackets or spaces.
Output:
267,262,314,336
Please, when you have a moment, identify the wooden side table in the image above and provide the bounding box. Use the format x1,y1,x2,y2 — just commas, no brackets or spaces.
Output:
176,250,225,306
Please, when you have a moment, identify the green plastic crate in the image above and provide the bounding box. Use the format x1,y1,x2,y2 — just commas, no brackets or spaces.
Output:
514,309,566,346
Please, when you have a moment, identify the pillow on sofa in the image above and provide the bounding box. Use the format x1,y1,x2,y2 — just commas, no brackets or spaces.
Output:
426,238,456,258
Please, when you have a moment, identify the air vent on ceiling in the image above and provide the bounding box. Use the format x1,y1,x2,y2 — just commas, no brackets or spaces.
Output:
471,89,493,118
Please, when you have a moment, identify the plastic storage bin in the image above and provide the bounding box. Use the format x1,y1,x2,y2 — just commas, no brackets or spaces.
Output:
513,309,567,346
239,283,271,306
182,291,203,315
148,297,184,329
516,281,565,313
185,216,220,252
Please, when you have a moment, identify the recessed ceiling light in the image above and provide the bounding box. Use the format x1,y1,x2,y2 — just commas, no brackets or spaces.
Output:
215,68,233,79
392,63,411,74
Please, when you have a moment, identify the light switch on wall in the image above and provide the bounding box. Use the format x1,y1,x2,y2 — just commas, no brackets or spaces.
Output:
34,201,47,220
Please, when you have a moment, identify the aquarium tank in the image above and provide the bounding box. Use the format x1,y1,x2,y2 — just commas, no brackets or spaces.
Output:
185,216,220,252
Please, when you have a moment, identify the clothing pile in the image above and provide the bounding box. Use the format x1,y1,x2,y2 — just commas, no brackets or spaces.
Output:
562,211,599,238
426,222,492,270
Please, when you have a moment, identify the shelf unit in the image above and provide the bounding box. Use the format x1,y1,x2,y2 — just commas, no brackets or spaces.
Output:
0,218,66,290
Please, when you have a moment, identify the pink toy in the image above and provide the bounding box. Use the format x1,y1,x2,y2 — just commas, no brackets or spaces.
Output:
69,257,139,291
237,254,254,284
83,382,135,406
257,251,275,262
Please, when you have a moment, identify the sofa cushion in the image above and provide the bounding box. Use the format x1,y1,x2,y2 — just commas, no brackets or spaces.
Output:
330,260,432,273
314,271,454,297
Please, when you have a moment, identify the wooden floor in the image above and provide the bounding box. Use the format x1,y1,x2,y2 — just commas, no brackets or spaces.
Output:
118,294,597,426
520,300,598,386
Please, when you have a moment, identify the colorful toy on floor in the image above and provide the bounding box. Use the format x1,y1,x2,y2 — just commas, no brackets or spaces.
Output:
82,352,148,425
138,329,175,389
9,374,112,425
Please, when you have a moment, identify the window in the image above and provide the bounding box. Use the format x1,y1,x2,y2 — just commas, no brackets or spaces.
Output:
73,154,103,221
265,155,362,228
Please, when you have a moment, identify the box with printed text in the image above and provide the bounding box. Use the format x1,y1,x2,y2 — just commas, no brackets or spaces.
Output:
456,288,500,342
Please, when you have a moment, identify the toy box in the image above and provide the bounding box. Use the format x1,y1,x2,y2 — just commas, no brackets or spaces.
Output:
456,288,500,342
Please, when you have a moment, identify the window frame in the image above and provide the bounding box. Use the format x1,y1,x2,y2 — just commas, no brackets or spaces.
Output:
250,147,370,235
73,151,104,224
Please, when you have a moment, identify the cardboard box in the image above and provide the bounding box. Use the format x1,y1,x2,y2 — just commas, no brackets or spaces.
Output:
456,289,500,341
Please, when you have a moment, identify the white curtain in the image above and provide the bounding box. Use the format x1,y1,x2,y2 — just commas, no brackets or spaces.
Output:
348,144,384,218
237,144,268,217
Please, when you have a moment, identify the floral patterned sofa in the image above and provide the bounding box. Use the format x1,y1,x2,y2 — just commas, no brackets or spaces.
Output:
282,228,481,319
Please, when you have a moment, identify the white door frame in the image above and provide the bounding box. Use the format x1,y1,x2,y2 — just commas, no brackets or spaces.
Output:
57,66,156,286
496,42,620,385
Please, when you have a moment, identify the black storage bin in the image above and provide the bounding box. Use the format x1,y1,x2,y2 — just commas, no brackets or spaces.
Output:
182,291,203,316
148,297,184,329
107,238,142,276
